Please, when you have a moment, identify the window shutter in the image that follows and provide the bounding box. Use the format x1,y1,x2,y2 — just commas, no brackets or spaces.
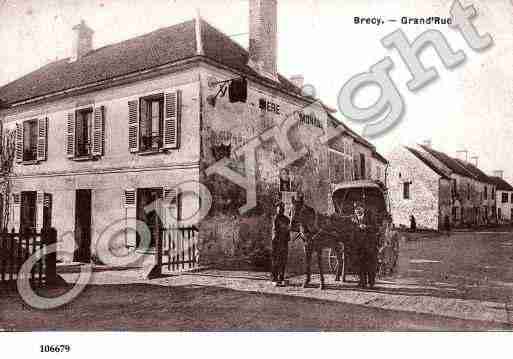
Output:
36,117,48,161
163,187,178,229
128,100,139,153
92,106,105,156
124,189,137,247
163,90,181,149
36,191,44,232
12,192,21,232
15,123,23,163
66,112,75,158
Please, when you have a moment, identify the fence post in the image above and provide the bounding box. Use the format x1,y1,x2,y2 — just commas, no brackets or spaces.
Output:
42,226,57,286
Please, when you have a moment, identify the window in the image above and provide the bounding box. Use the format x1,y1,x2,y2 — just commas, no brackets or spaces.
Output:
75,108,93,157
484,186,488,199
467,183,471,200
128,91,181,154
140,95,164,152
502,193,509,203
67,106,104,159
360,153,366,179
23,120,38,161
403,182,411,199
511,193,513,203
280,168,291,191
492,187,495,198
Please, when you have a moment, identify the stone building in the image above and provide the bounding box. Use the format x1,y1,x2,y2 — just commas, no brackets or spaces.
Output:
489,171,513,223
0,1,385,267
387,146,452,230
387,143,497,230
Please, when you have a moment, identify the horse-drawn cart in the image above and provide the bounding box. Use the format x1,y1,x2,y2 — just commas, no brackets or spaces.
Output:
327,180,399,283
290,180,399,289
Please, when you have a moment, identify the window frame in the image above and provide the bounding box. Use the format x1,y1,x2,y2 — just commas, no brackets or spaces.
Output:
139,93,164,153
74,107,94,158
22,119,38,162
403,181,411,200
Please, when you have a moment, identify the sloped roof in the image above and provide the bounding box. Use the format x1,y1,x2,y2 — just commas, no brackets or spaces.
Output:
454,159,494,184
489,176,513,191
405,146,450,179
419,145,476,178
0,19,302,105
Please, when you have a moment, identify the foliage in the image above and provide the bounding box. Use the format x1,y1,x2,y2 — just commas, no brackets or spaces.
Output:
1,127,16,230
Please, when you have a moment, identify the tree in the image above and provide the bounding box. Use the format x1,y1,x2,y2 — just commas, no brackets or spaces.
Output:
0,124,16,231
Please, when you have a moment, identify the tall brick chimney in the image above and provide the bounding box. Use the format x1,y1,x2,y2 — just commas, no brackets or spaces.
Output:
248,0,278,81
493,170,504,179
70,20,94,62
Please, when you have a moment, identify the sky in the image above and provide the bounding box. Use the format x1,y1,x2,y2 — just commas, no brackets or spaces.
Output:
0,0,512,181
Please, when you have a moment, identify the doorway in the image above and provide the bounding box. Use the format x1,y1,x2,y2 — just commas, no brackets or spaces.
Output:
74,189,92,262
20,191,37,233
136,188,163,249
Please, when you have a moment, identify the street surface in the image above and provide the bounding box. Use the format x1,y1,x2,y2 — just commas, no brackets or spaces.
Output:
1,230,512,330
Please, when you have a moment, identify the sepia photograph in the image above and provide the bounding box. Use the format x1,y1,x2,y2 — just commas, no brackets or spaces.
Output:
0,0,512,355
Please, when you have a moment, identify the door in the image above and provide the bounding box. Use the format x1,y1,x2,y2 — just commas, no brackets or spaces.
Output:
74,189,92,262
136,188,163,249
20,191,37,233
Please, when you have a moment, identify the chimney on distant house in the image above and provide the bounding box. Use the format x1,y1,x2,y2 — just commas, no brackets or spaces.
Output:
456,149,468,162
248,0,278,81
470,155,478,166
493,170,504,179
422,139,432,148
70,20,94,62
290,75,304,89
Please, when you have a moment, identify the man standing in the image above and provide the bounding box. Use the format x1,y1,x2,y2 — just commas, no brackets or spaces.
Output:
271,202,290,286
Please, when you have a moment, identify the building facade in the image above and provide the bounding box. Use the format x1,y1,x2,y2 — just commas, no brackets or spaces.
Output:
490,171,513,223
387,143,497,230
0,2,386,267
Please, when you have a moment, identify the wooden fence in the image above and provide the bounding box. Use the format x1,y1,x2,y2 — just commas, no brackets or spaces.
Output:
0,228,57,286
155,226,199,275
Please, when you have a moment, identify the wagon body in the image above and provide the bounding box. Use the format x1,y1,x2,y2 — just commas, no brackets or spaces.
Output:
327,180,399,280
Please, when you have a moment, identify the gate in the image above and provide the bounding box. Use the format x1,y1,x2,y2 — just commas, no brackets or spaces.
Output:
156,226,199,273
0,228,57,287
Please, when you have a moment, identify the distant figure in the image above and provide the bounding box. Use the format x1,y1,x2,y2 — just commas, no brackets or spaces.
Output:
444,215,451,236
410,214,417,232
271,202,290,286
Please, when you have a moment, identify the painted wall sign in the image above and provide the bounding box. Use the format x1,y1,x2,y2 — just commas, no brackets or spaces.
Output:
258,98,280,114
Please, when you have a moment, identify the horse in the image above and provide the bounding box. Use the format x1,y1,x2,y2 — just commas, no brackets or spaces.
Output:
290,197,355,290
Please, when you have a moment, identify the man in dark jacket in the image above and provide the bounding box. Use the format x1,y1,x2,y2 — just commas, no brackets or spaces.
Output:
271,202,291,286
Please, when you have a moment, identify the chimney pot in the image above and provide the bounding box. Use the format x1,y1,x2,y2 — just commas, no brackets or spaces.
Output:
290,75,304,89
493,170,504,179
70,20,94,62
248,0,278,80
456,149,468,162
470,155,478,166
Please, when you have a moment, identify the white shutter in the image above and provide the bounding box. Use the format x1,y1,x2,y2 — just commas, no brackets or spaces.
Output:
128,100,139,153
163,90,181,149
36,117,48,161
124,189,137,247
36,191,44,232
15,123,23,163
12,192,21,232
92,106,105,156
163,187,178,229
66,112,75,158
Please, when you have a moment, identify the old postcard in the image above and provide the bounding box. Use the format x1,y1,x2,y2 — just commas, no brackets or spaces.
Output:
0,0,512,355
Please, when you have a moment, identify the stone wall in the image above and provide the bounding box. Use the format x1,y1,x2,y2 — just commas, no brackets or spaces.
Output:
387,147,441,230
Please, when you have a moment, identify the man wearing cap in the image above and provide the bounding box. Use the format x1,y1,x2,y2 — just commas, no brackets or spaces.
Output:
271,202,291,286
